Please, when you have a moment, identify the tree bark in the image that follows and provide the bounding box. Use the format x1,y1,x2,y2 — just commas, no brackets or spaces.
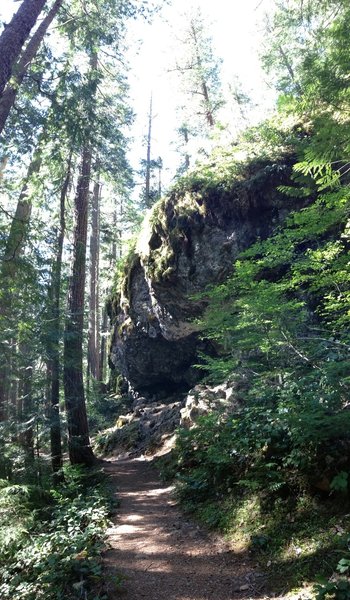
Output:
63,145,94,466
99,306,108,385
183,126,190,170
0,148,42,421
145,94,152,208
47,153,72,474
88,178,101,380
0,0,63,134
0,0,47,97
1,152,41,276
190,22,215,128
9,338,19,419
96,267,101,379
18,354,34,459
111,199,118,263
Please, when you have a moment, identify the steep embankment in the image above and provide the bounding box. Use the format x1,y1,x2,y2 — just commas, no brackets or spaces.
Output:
108,154,301,395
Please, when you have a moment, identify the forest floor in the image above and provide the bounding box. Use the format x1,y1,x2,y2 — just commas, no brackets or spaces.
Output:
102,457,267,600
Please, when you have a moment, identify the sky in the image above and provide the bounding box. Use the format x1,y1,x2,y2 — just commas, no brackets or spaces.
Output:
126,0,276,186
0,0,276,190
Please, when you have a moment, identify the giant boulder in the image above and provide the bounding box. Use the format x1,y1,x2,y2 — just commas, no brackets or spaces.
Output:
109,157,300,393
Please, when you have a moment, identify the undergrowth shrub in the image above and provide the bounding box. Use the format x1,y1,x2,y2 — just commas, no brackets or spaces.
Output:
171,381,350,512
166,390,350,592
0,465,112,600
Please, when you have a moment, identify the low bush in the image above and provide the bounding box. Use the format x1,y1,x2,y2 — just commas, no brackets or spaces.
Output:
0,465,112,600
167,408,350,592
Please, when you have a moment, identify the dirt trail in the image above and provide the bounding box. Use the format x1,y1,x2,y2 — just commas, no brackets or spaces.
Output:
103,457,265,600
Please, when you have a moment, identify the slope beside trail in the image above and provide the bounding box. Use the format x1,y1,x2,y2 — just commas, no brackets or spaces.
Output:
102,457,265,600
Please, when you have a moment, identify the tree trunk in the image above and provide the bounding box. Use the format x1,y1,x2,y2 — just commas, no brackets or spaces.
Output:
0,148,42,421
88,178,101,380
48,154,72,474
201,78,215,127
99,306,108,385
17,344,34,460
111,199,118,263
183,126,190,170
277,44,302,94
96,267,101,379
9,338,19,419
118,196,123,256
0,0,63,134
101,194,123,386
0,0,47,97
190,22,215,128
158,161,162,198
63,145,94,466
1,152,41,275
145,94,152,207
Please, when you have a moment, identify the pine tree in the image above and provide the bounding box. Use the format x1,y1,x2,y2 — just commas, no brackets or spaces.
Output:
172,8,223,130
169,7,223,167
88,175,101,381
64,143,95,466
0,143,43,420
0,0,48,96
0,0,154,471
0,0,63,134
46,151,73,475
262,0,350,188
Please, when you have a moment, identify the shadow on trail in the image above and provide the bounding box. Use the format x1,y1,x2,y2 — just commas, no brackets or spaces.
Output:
103,458,261,600
103,459,344,599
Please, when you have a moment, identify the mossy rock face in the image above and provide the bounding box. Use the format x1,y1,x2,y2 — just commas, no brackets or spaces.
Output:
95,421,140,455
94,396,184,457
109,154,306,395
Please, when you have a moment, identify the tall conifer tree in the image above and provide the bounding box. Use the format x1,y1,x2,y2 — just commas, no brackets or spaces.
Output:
0,0,48,95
